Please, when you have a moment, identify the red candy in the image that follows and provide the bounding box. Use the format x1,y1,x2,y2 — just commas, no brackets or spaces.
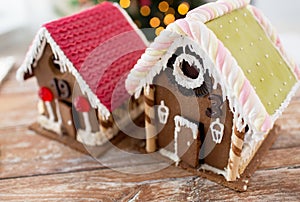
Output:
74,96,90,112
38,87,54,102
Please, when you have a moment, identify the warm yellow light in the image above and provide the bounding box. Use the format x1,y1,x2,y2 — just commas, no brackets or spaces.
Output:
155,26,165,36
120,0,130,9
178,2,190,15
150,17,160,28
164,14,175,25
140,5,151,17
158,1,169,12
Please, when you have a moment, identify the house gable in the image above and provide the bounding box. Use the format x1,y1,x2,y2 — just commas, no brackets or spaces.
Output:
206,7,297,115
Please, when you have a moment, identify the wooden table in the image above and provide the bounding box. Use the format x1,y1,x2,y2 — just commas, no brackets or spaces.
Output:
0,61,300,201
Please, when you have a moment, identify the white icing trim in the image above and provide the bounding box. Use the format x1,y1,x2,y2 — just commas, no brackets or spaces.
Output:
37,115,62,135
17,27,111,119
199,164,228,178
37,100,45,115
174,115,198,140
158,100,169,124
45,101,55,122
173,53,204,89
82,112,92,133
159,148,180,165
77,129,112,146
210,118,225,144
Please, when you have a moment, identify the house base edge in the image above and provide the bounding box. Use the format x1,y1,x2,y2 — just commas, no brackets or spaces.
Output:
180,124,280,192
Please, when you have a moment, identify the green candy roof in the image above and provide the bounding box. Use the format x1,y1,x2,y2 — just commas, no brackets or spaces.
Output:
206,7,297,115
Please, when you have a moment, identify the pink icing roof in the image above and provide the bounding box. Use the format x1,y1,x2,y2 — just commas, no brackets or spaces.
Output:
24,2,147,112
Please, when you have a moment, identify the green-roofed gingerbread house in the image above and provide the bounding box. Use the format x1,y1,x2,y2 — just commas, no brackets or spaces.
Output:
125,0,300,191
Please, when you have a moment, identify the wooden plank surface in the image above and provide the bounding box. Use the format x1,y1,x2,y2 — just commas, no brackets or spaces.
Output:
0,66,300,201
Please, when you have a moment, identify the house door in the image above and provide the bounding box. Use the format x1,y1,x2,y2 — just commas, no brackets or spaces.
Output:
174,115,200,168
58,101,76,138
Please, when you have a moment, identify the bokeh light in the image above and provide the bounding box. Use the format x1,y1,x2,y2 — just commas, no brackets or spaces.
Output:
178,2,190,15
119,0,130,9
158,1,169,12
164,13,175,25
150,17,161,28
140,5,151,16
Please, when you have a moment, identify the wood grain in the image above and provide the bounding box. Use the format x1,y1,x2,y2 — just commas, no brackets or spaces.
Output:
0,64,300,201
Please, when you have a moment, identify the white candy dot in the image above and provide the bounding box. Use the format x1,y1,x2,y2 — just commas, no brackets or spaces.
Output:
234,17,238,21
229,20,233,24
247,69,251,73
270,72,274,77
236,28,239,32
260,78,265,82
268,102,271,106
283,82,287,86
256,62,261,67
279,61,283,65
225,35,230,39
265,54,269,58
220,24,223,28
244,13,247,17
240,47,244,51
274,93,278,97
250,42,254,46
279,88,283,92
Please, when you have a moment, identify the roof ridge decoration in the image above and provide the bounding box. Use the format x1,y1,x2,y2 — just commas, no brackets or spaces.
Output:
125,0,300,137
17,2,148,120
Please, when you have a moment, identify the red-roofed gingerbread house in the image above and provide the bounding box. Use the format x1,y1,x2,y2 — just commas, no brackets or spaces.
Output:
17,2,148,150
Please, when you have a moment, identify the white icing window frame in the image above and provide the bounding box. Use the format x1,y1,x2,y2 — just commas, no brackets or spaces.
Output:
173,52,204,89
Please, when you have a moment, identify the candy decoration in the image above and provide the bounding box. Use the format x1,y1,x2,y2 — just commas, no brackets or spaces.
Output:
38,87,54,102
38,87,55,121
74,96,91,112
74,96,92,133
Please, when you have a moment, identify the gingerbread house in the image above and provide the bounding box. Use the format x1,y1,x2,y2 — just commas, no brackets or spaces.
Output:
126,0,300,190
17,2,148,150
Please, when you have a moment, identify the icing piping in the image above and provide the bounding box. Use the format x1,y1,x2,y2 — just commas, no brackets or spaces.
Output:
159,148,180,164
199,163,227,178
37,115,62,135
158,100,169,124
210,118,225,144
77,129,113,146
172,52,204,89
82,112,92,133
45,101,55,122
174,115,198,140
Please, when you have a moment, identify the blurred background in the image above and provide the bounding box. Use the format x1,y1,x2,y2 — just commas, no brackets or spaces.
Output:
0,0,299,64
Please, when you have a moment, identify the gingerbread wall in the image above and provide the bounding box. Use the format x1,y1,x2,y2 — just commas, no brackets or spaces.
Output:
32,44,100,137
154,68,233,170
